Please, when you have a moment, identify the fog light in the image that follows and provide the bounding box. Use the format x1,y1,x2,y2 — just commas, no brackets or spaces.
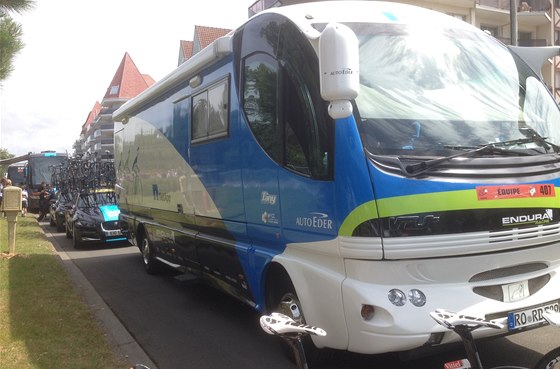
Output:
388,289,406,306
427,332,444,345
408,289,426,307
361,304,375,320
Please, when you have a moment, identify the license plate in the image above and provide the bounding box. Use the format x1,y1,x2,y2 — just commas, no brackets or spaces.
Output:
507,300,560,331
105,230,122,237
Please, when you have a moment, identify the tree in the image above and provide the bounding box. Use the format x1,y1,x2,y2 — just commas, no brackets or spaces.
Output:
0,147,14,176
0,0,35,82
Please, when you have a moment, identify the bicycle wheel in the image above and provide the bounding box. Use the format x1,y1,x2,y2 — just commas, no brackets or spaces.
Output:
533,347,560,369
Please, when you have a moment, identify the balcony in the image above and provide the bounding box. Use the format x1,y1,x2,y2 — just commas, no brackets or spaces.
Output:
99,106,119,116
495,36,548,45
477,0,551,12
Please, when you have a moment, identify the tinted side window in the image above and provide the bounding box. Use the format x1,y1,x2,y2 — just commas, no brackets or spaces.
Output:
243,54,279,162
278,23,331,179
237,14,333,180
192,78,229,143
192,92,208,140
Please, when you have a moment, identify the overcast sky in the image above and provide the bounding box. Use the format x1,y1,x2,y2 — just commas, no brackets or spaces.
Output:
0,0,254,157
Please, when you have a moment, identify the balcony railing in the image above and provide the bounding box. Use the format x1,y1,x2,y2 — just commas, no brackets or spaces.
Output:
477,0,552,12
495,36,548,45
99,106,118,115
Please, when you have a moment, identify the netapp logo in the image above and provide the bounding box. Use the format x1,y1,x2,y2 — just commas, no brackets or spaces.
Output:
502,209,553,226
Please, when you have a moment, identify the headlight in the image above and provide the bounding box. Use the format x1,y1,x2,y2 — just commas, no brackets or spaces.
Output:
388,289,407,307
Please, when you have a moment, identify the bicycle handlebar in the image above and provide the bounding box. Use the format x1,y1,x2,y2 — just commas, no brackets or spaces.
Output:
260,313,327,337
430,309,504,330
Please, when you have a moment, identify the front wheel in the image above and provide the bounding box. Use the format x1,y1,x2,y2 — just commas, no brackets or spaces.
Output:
72,229,82,249
534,347,560,369
65,222,72,239
272,283,331,367
141,236,160,275
56,215,65,232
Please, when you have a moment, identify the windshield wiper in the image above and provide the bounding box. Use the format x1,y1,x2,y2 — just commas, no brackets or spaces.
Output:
517,127,560,154
402,142,532,176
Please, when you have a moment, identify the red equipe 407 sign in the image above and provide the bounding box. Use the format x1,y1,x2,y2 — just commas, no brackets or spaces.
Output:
477,184,555,200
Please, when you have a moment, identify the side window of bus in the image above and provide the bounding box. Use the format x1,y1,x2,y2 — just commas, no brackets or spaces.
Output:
192,78,229,142
282,64,323,177
279,24,332,180
241,28,332,180
242,53,280,162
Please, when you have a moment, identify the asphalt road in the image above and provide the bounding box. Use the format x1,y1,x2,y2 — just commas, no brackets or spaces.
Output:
41,220,560,369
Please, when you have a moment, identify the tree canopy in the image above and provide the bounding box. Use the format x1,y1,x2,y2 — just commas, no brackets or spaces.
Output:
0,0,35,82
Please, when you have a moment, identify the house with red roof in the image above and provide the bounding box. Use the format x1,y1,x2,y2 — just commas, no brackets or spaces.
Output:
76,53,155,157
74,26,233,157
178,25,232,65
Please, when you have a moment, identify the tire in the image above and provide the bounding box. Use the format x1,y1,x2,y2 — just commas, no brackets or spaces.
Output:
271,279,331,368
141,236,160,275
65,223,72,239
72,228,82,249
534,347,560,369
56,217,65,232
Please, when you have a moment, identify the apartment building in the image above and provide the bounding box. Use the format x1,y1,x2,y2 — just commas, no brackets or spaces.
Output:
75,53,155,158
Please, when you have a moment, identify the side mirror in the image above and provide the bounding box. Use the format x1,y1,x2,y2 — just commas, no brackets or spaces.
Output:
508,46,560,78
319,23,360,119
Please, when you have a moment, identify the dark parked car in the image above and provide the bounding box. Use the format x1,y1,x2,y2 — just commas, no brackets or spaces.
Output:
65,189,128,249
50,192,74,232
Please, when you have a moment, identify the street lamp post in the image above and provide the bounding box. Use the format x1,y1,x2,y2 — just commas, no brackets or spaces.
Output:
510,0,518,46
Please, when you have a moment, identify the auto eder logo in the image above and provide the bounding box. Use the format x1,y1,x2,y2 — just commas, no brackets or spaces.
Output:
502,209,553,227
295,212,333,230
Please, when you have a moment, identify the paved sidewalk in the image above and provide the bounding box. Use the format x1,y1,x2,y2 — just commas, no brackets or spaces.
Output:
40,221,158,369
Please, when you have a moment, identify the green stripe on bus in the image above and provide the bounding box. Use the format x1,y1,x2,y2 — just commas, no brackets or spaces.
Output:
338,189,560,236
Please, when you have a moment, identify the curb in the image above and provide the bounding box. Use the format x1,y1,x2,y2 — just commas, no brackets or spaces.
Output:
40,221,158,369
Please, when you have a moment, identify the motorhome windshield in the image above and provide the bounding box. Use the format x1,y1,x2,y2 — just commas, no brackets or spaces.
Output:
350,22,560,156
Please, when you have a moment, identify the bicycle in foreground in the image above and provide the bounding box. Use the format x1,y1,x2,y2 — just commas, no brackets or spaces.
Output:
260,312,327,369
127,308,559,369
430,309,560,369
261,308,560,369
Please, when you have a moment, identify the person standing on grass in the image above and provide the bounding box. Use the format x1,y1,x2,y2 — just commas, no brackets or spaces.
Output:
37,182,48,221
21,184,28,217
0,177,6,209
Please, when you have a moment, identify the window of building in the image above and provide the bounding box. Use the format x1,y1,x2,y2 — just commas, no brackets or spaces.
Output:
481,25,498,37
447,13,467,22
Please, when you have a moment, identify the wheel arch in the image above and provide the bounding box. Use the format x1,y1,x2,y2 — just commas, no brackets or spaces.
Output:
262,253,349,351
263,261,294,313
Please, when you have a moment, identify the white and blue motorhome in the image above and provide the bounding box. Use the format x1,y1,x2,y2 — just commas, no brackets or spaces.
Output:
113,1,560,355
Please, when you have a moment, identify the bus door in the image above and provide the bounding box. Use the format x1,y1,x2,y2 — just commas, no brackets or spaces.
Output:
189,75,251,300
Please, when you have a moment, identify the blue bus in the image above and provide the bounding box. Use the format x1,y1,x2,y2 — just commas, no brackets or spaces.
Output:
6,162,27,187
27,151,68,211
113,1,560,356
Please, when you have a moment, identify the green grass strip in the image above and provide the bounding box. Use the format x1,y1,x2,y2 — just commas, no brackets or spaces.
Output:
0,216,127,369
